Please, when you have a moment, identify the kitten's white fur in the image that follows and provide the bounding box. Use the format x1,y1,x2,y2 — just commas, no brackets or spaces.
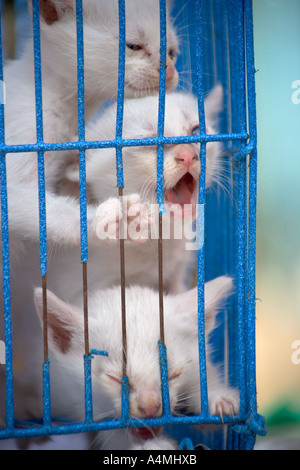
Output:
2,90,225,449
1,0,179,409
24,275,238,450
3,0,178,253
7,89,223,367
59,87,224,296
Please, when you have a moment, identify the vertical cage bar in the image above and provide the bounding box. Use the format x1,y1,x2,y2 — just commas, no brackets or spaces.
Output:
76,0,88,265
212,0,232,450
244,0,258,422
235,0,248,420
157,0,167,347
158,215,165,346
224,1,239,450
32,0,47,277
156,0,170,415
0,2,14,429
195,0,208,416
32,0,51,426
75,0,89,352
75,0,93,423
226,0,241,393
156,0,167,214
158,340,171,417
211,0,228,377
116,0,127,380
202,0,216,92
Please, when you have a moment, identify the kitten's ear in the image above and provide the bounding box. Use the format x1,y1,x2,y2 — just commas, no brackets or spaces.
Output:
34,288,84,356
204,84,224,132
173,276,234,336
28,0,75,25
204,276,234,334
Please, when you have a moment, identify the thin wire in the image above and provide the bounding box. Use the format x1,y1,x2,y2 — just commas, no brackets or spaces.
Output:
195,0,208,416
75,0,90,357
0,1,15,428
42,274,48,360
82,263,89,355
157,0,168,347
32,0,48,363
118,187,127,378
115,0,127,378
158,214,165,346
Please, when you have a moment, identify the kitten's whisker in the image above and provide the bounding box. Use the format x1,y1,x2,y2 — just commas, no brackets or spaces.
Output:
171,0,193,26
92,409,116,422
131,417,159,440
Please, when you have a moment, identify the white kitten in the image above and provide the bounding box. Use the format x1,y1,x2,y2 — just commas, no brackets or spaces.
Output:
29,275,239,450
3,0,179,252
60,87,223,296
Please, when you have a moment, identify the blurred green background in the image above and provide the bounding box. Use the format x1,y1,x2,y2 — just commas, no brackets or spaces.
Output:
253,0,300,447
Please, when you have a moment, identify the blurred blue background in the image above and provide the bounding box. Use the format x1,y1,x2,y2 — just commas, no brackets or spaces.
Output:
253,0,300,447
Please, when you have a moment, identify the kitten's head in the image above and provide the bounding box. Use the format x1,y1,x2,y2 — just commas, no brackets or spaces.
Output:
34,276,233,435
72,86,223,218
29,0,179,102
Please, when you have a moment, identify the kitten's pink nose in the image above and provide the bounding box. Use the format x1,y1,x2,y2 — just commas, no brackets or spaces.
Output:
138,389,161,418
138,403,161,418
175,146,198,169
166,63,175,82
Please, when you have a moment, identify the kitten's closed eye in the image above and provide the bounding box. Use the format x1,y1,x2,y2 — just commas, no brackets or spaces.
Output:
106,374,122,385
106,374,135,392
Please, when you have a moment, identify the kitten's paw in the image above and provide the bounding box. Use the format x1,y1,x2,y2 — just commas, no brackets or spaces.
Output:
130,437,178,451
94,197,123,240
93,195,152,243
126,194,153,243
209,388,240,420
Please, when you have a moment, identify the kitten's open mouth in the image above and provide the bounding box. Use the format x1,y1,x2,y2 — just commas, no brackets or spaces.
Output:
130,426,162,440
164,172,198,217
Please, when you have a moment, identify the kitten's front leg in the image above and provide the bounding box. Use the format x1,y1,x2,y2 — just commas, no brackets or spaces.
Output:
93,195,152,244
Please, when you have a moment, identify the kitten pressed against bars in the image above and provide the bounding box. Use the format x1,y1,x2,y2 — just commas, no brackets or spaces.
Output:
32,276,238,450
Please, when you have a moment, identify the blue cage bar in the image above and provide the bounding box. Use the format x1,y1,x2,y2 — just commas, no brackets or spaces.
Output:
0,0,265,450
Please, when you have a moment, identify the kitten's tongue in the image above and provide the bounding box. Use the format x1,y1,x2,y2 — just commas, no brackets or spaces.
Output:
164,173,196,214
131,426,162,440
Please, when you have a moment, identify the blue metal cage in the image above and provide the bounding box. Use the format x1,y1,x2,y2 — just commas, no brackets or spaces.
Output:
0,0,266,450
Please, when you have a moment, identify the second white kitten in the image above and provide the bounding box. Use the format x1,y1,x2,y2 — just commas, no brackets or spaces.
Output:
60,87,224,296
30,275,239,450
